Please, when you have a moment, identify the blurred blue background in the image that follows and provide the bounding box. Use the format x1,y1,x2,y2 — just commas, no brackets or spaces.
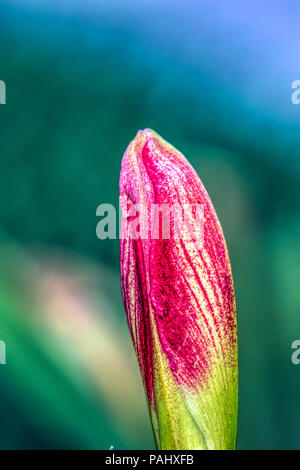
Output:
0,0,300,449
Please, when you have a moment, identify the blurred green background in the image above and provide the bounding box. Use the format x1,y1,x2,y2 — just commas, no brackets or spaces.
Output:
0,0,300,449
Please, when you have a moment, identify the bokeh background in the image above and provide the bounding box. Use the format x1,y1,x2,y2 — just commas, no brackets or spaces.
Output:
0,0,300,449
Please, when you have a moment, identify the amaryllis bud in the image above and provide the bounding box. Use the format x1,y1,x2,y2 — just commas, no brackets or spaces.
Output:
119,129,238,450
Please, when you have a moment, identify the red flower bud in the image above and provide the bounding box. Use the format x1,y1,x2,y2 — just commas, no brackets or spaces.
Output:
120,129,238,450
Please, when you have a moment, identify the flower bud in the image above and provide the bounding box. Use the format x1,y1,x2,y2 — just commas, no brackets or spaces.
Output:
119,129,238,450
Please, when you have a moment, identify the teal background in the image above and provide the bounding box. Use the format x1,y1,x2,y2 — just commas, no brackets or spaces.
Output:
0,0,300,449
